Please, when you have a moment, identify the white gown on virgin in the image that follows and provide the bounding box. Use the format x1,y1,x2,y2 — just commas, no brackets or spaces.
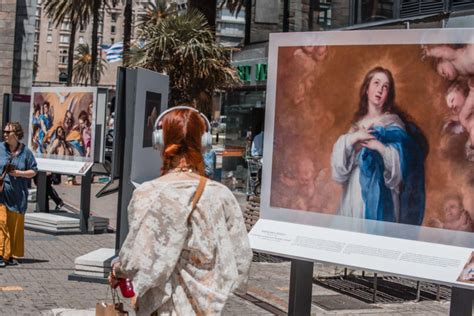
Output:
331,113,404,222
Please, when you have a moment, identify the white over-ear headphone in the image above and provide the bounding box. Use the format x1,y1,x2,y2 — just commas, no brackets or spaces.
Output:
152,106,213,151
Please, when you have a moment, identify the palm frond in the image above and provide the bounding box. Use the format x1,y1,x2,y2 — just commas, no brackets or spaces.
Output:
73,43,106,85
219,0,244,16
131,9,240,110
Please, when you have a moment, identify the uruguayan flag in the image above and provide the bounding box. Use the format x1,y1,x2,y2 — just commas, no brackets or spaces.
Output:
103,42,123,63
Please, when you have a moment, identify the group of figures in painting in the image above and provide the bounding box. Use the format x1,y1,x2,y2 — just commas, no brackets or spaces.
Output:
271,39,474,234
30,92,94,158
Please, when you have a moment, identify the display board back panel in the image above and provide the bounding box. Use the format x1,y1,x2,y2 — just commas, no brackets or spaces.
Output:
128,68,169,185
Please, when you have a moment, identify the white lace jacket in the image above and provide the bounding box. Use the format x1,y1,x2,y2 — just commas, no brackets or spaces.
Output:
115,177,253,316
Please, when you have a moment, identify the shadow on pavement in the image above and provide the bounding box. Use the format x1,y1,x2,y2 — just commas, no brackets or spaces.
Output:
313,275,451,306
18,258,49,264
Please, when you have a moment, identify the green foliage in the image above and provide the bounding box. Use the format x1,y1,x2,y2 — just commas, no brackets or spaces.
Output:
130,9,240,112
138,0,178,26
73,44,106,86
219,0,245,16
43,0,91,29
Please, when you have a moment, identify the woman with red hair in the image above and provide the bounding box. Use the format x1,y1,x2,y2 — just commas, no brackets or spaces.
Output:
109,108,252,315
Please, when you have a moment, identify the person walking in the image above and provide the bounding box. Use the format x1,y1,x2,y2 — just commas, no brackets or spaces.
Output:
33,173,64,212
0,122,38,267
109,107,252,315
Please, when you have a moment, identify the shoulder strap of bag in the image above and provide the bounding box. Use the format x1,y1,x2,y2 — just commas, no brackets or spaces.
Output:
191,176,207,211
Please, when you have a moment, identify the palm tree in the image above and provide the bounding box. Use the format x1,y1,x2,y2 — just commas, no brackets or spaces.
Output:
123,0,133,66
139,0,177,26
43,0,91,86
130,9,240,112
90,0,121,85
187,0,216,28
73,44,106,86
219,0,244,15
187,0,244,27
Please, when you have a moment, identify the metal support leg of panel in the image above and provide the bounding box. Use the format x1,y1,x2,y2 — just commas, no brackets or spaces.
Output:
79,171,92,233
450,287,473,316
373,273,378,303
288,260,313,316
415,281,421,302
35,171,48,212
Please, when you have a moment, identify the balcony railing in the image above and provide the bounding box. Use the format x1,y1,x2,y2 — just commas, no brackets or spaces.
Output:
350,0,474,23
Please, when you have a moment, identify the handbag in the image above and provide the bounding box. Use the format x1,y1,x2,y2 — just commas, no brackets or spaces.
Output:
96,287,129,316
0,145,20,192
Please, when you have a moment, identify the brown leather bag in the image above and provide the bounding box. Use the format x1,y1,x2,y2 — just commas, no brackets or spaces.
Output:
0,161,14,192
0,143,22,192
96,288,129,316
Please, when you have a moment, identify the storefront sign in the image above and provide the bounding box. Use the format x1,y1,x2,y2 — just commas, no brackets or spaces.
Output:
236,63,268,83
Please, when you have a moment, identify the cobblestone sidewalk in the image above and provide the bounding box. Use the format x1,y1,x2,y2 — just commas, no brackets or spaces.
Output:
0,230,268,316
0,228,453,316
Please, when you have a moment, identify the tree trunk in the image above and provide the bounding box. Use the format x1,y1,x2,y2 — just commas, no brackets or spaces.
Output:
90,0,100,86
188,0,216,29
67,21,77,86
123,0,132,67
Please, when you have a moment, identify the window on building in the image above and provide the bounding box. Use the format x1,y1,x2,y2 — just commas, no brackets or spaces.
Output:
59,72,68,83
354,0,394,24
48,19,53,30
59,55,68,65
79,36,85,44
36,8,41,16
59,35,70,43
111,13,117,22
111,25,116,34
35,32,40,42
61,22,70,31
80,24,85,32
59,49,68,65
47,34,53,43
111,38,115,44
35,19,40,29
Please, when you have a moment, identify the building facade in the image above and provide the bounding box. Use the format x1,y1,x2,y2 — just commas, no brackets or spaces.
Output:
33,0,161,87
1,0,37,122
0,0,18,114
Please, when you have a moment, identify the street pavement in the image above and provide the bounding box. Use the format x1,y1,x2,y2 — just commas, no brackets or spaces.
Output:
0,180,453,315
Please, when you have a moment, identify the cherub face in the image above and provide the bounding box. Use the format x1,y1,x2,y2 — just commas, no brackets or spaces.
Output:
367,72,389,109
446,89,466,115
297,157,315,184
57,127,64,137
437,61,458,81
443,198,463,221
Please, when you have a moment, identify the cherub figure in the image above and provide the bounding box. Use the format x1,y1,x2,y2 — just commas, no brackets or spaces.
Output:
293,45,329,71
429,194,473,232
279,155,317,211
422,44,474,80
459,256,474,282
445,79,474,160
